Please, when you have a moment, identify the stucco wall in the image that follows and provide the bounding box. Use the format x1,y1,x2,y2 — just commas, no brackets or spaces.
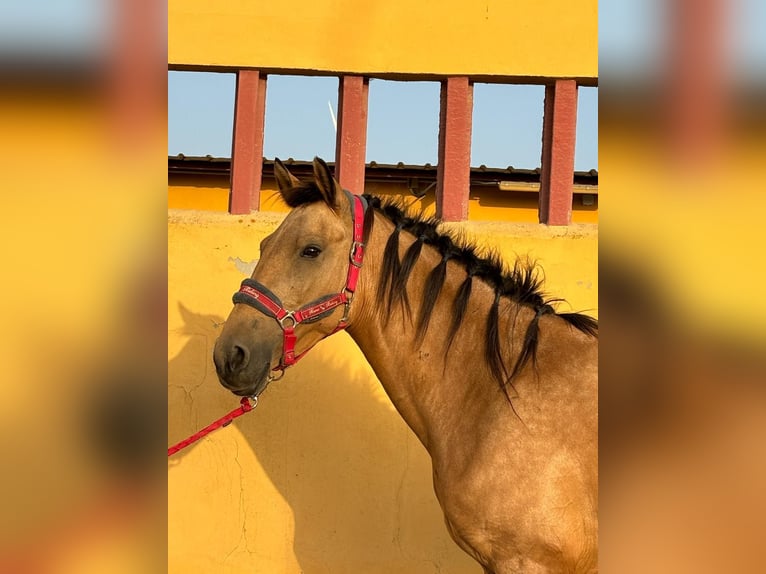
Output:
168,209,597,573
169,0,597,81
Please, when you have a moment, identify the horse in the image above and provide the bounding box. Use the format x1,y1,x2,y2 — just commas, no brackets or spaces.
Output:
213,157,598,574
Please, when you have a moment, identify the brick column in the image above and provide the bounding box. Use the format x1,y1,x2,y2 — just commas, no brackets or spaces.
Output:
436,77,473,222
230,70,267,214
539,79,578,225
335,75,369,193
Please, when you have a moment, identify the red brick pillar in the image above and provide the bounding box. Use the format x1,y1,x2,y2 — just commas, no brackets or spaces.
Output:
335,76,369,193
230,70,267,214
539,79,578,225
436,77,473,222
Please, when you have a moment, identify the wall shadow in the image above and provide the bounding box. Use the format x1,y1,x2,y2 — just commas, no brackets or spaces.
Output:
169,305,479,573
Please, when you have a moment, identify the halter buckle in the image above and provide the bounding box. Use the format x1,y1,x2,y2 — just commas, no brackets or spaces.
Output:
349,241,364,267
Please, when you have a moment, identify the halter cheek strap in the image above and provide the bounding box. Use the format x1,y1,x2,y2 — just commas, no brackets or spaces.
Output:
232,192,367,372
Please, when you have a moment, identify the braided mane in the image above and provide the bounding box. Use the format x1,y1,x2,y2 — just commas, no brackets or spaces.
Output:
362,195,597,401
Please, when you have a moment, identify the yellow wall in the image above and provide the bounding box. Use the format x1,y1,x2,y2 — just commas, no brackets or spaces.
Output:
169,0,597,81
168,174,231,211
168,209,597,574
168,175,599,223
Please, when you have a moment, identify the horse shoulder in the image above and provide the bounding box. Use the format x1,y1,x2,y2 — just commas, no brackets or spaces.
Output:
432,315,598,572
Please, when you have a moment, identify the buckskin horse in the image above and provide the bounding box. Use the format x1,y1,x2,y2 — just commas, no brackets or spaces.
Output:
213,158,598,573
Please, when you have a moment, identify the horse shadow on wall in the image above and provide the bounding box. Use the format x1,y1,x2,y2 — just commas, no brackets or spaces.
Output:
168,304,478,573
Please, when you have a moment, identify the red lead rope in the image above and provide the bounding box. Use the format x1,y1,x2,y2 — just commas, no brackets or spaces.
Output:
168,397,256,457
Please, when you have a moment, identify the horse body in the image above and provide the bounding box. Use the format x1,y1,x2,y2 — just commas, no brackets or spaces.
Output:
348,219,598,573
214,158,598,574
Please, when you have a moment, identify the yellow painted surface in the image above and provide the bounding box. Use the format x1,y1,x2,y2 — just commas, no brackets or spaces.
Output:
467,187,598,224
168,209,597,573
169,0,597,80
169,176,598,223
168,174,231,211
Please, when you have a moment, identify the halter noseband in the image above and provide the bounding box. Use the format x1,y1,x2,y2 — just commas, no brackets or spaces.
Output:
232,191,367,377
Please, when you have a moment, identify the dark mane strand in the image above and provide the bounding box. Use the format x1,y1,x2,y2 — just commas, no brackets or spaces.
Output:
500,261,546,306
362,195,378,244
415,253,450,343
378,226,403,319
445,276,473,353
473,254,505,290
506,304,553,385
414,233,457,341
392,235,426,322
558,312,599,336
359,194,598,404
486,291,515,400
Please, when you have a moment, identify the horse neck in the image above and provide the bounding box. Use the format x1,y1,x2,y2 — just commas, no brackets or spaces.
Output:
347,213,523,454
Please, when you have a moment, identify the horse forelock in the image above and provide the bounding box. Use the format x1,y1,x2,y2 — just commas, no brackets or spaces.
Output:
361,194,598,404
280,181,338,211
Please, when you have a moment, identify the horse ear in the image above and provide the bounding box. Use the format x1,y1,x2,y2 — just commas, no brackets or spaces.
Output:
312,157,340,209
274,158,301,197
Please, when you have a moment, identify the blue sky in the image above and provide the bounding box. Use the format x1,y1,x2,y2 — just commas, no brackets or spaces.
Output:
168,72,599,171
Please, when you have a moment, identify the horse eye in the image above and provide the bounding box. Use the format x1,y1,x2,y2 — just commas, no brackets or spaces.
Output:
301,245,322,258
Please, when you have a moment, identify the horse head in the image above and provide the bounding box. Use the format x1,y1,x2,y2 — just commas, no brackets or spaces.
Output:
213,157,363,399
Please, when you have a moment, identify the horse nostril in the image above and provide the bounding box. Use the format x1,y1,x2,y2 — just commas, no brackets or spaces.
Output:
227,344,249,374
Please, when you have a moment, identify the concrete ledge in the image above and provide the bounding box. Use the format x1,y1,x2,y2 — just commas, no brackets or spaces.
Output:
169,209,597,238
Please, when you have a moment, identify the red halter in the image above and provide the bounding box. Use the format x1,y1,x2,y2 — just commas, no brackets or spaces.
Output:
232,192,367,374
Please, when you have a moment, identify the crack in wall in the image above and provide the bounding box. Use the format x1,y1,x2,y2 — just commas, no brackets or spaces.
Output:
392,431,410,556
224,439,259,561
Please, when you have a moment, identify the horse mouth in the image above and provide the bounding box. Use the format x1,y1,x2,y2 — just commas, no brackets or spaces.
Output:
228,361,271,398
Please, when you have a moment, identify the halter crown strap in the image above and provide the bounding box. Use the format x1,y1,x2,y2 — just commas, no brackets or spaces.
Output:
232,192,367,371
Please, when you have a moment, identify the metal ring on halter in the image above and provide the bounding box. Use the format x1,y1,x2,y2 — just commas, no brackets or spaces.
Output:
268,369,285,382
247,395,260,407
278,313,296,329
